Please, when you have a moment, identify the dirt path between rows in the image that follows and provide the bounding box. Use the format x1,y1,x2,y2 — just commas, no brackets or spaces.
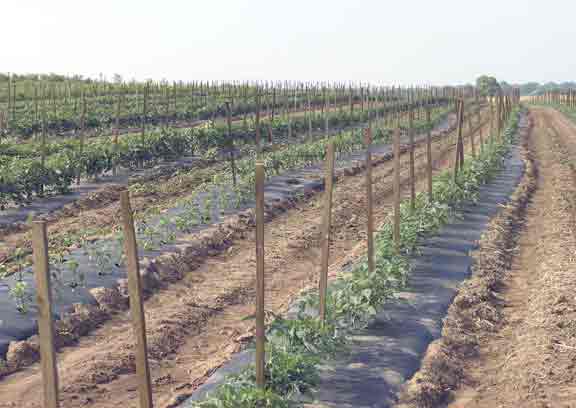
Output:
445,107,576,407
0,113,489,408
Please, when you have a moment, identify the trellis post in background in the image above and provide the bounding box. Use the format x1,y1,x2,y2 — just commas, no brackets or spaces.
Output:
408,109,416,210
490,96,495,145
75,92,87,185
478,110,485,154
255,93,261,154
324,87,330,136
393,127,401,251
364,128,374,274
254,161,266,388
141,82,149,149
426,108,433,201
469,115,476,158
225,101,237,186
7,74,12,130
307,89,313,139
319,143,335,323
34,86,39,129
113,92,121,177
454,99,464,181
119,191,153,408
12,79,17,125
32,221,60,408
497,93,503,140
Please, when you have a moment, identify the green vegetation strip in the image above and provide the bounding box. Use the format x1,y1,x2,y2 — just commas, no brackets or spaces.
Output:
191,108,522,407
0,106,451,312
0,103,449,208
126,106,449,253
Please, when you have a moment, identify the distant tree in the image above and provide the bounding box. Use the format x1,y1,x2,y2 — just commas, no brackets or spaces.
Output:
113,73,123,84
518,82,540,96
476,75,501,97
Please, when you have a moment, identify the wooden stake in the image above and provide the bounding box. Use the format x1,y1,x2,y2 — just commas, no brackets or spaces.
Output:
307,91,312,139
76,92,87,185
254,161,266,388
497,94,502,139
319,143,335,323
364,129,374,274
454,100,464,181
113,92,121,177
119,191,153,408
409,109,415,210
393,127,401,251
489,97,495,145
426,108,433,201
7,74,11,129
226,102,237,186
32,221,60,408
255,93,261,153
469,116,476,158
141,83,148,146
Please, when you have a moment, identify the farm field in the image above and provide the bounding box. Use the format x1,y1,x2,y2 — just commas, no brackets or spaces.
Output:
3,78,576,408
0,95,488,406
3,0,576,405
0,81,495,407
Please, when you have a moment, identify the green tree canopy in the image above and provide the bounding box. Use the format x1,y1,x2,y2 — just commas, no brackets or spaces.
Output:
476,75,501,97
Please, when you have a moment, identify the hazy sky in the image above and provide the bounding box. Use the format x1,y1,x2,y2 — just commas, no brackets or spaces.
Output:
2,0,574,85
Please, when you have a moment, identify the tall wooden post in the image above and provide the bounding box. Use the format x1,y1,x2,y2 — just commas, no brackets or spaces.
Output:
119,191,154,408
113,92,121,177
226,101,237,186
77,92,86,185
497,94,502,140
409,109,415,210
469,116,476,158
426,108,433,201
307,90,313,139
254,161,266,388
364,129,374,274
32,221,60,408
141,83,148,146
319,143,335,322
255,93,261,153
454,99,464,181
7,74,11,129
490,97,495,145
393,127,401,251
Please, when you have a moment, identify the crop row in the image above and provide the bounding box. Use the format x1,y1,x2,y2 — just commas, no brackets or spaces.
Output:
1,77,463,138
0,101,452,208
0,104,455,314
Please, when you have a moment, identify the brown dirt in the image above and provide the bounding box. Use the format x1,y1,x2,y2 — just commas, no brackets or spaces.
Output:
398,107,576,408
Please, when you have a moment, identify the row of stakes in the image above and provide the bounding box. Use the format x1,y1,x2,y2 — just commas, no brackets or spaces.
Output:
28,98,507,407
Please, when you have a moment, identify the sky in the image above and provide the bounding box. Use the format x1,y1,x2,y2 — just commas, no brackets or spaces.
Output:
2,0,574,86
